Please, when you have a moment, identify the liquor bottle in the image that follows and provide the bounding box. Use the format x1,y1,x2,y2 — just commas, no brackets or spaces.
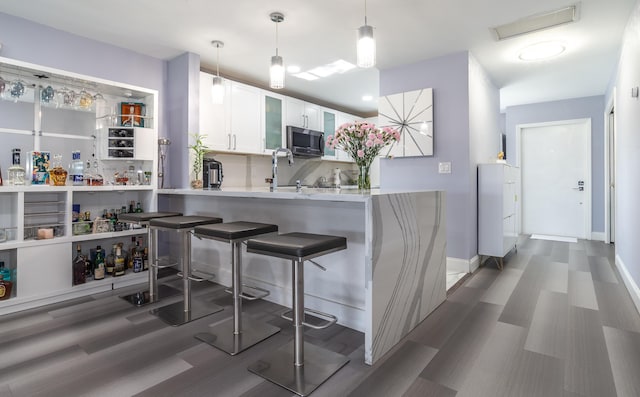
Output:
0,261,12,282
49,154,68,186
128,237,137,269
0,274,13,301
72,244,86,285
114,245,125,277
70,150,84,186
105,244,117,275
128,201,135,213
142,247,149,271
94,245,105,280
135,202,143,213
133,241,143,273
7,148,26,185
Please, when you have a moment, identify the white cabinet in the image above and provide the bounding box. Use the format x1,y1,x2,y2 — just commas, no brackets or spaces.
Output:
478,163,519,267
230,82,261,153
262,91,285,153
198,72,261,153
286,97,320,130
0,186,154,314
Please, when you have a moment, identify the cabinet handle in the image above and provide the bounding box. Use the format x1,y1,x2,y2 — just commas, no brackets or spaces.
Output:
233,134,237,150
302,115,306,128
227,134,232,150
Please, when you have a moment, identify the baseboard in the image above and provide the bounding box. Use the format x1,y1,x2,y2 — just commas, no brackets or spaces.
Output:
591,232,605,241
615,254,640,316
447,256,478,274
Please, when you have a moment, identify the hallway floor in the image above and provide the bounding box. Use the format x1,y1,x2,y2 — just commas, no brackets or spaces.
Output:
1,236,638,396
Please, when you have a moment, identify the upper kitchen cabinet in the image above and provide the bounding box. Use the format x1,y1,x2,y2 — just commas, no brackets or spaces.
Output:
262,91,285,152
199,71,231,151
286,97,320,130
322,109,337,159
198,72,261,154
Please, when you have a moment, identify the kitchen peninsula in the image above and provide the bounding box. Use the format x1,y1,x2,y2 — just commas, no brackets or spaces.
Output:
158,187,446,364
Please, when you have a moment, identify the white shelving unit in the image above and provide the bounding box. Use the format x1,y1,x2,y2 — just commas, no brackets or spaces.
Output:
0,56,158,314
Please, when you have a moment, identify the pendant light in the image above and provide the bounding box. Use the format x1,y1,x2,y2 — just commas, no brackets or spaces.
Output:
269,12,285,89
357,0,376,68
211,40,225,104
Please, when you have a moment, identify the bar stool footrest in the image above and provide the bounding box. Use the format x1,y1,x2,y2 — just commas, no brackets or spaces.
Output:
153,257,179,269
224,284,270,301
281,307,338,330
176,270,214,282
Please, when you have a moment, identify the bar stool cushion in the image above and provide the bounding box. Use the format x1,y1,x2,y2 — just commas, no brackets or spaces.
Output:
149,215,223,230
118,212,182,223
195,221,278,241
247,232,346,258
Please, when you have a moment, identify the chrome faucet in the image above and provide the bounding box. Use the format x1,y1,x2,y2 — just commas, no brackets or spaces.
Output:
271,147,294,191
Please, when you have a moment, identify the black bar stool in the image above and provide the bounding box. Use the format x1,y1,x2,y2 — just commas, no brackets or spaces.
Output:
148,215,223,326
246,232,349,397
192,221,281,355
117,212,182,306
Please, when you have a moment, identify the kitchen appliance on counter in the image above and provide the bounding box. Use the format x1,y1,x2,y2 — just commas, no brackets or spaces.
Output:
286,125,324,157
203,157,223,189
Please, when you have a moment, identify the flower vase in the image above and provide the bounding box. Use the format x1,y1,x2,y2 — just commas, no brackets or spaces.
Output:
357,163,371,190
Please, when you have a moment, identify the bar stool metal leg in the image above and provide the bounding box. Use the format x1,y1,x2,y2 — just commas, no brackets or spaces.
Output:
120,225,180,306
151,229,223,326
195,240,280,355
247,258,349,396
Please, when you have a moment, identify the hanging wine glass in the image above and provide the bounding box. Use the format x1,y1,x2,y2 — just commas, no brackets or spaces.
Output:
57,87,76,107
9,79,25,100
41,85,55,103
79,89,93,109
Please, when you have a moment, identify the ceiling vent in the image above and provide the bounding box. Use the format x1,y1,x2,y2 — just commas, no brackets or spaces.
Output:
492,5,578,40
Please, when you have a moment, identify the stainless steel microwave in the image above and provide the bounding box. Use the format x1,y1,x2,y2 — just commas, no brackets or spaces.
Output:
286,125,324,157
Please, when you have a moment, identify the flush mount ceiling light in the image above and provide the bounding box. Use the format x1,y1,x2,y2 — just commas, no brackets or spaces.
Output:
211,40,224,104
357,0,375,68
362,95,373,101
269,12,285,89
518,41,566,61
287,65,301,74
492,5,578,41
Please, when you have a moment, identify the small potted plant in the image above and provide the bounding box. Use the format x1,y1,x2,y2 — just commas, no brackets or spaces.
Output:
188,132,208,189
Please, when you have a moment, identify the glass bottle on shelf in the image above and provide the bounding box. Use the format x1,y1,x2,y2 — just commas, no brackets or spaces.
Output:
0,274,13,301
128,237,137,269
49,154,68,186
114,245,125,277
135,202,143,213
69,150,84,186
133,239,143,273
94,245,105,280
0,261,12,282
7,148,26,186
142,247,149,271
105,244,117,276
72,244,86,286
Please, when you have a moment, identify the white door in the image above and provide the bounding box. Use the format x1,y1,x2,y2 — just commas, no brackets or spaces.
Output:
229,82,261,153
521,120,590,239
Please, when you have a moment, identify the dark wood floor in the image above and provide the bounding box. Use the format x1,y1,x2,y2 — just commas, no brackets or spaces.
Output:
1,236,639,396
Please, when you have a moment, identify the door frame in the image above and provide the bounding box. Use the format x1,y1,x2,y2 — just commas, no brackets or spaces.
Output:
604,89,616,244
516,118,592,239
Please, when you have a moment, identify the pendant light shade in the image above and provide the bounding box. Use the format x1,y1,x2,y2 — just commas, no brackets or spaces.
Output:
269,12,285,89
270,55,285,89
211,40,225,104
357,1,376,68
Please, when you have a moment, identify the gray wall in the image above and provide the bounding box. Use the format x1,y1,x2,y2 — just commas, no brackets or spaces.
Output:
379,51,501,262
166,52,200,189
611,1,640,295
504,96,605,233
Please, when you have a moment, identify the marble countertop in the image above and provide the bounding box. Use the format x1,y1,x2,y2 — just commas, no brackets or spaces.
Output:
157,186,439,202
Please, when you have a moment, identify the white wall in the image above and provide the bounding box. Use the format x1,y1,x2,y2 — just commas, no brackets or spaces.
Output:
612,0,640,310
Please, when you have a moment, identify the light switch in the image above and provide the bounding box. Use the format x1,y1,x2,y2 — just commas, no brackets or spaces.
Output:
438,162,451,174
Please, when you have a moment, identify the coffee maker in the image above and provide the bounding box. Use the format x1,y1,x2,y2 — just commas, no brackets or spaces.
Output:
203,157,223,189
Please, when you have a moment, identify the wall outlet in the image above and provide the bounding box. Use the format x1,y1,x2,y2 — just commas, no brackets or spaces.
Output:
438,162,451,174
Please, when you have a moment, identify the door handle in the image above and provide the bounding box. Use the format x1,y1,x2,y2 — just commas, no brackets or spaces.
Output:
233,134,237,150
227,134,231,150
